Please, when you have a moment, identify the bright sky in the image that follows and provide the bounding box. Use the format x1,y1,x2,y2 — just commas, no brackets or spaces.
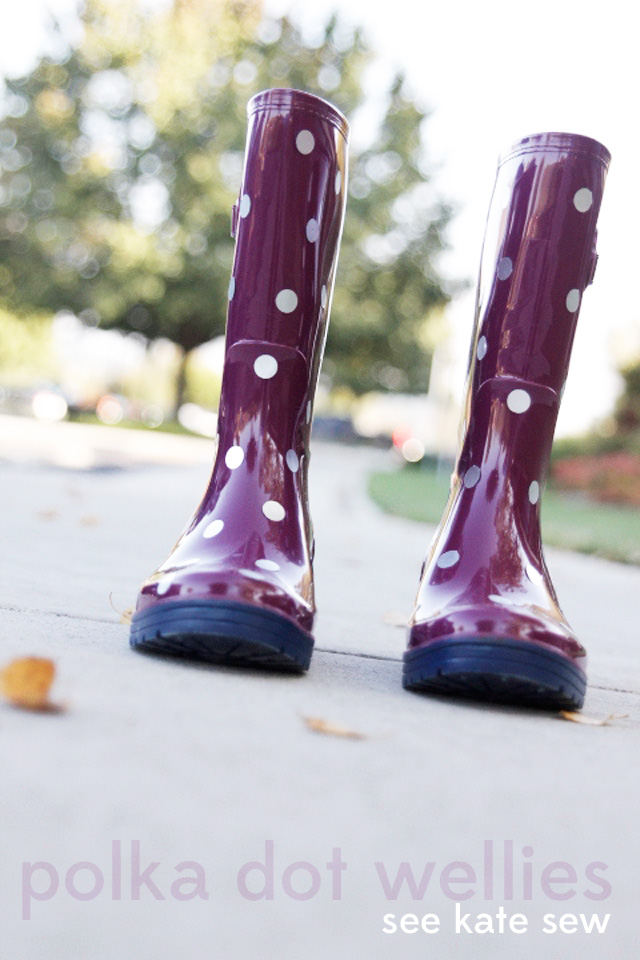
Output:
1,0,638,434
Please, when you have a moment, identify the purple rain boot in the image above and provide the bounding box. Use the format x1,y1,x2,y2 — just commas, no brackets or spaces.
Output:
129,89,349,671
404,132,610,710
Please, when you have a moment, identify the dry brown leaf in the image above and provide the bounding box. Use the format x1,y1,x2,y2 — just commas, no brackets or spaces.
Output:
560,711,606,726
79,515,100,527
559,710,628,727
303,716,367,740
382,610,409,628
109,592,134,624
1,657,64,712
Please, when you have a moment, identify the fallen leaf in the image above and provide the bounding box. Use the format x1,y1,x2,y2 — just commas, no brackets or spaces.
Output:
79,515,100,527
303,716,366,740
37,509,59,521
109,592,133,624
382,610,409,628
559,711,628,726
1,657,64,712
560,711,605,726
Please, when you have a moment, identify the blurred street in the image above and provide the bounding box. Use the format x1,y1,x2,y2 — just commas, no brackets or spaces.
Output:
0,415,638,959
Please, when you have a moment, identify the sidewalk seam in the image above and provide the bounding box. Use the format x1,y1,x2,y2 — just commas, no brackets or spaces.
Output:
2,605,638,698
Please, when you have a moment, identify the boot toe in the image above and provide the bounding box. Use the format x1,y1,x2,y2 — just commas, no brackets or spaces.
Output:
404,632,586,710
130,597,314,672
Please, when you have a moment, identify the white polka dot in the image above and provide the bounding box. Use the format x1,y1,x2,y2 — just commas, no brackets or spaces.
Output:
275,288,298,313
203,519,224,539
464,465,481,488
239,193,251,218
320,285,328,309
335,169,342,194
255,559,280,572
262,500,285,522
566,288,580,312
156,578,171,595
228,276,235,301
497,256,513,280
437,550,460,569
507,389,532,414
286,449,299,472
573,187,593,212
254,354,278,379
528,480,540,504
476,335,488,361
225,445,244,469
296,130,315,154
306,218,319,242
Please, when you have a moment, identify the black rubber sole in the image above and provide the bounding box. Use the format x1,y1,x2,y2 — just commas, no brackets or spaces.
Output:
403,638,586,710
130,600,313,672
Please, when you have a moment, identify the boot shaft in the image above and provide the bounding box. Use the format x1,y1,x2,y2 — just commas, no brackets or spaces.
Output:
184,90,348,572
469,132,610,399
456,133,611,494
415,131,611,617
227,88,348,369
214,89,349,473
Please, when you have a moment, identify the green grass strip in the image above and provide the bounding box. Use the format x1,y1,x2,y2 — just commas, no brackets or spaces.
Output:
368,467,640,566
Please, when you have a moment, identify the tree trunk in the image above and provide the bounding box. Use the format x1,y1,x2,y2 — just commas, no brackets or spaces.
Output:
173,348,189,419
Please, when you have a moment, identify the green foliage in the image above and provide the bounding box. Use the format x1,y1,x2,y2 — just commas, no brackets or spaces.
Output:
0,0,452,399
550,431,630,460
330,74,452,393
369,461,451,524
614,360,640,436
0,308,55,382
184,359,222,410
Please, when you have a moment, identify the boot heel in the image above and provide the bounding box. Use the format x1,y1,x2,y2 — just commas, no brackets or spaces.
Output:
130,600,314,672
403,639,586,710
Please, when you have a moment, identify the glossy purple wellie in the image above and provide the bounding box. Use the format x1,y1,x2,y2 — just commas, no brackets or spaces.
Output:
130,89,349,670
404,132,610,709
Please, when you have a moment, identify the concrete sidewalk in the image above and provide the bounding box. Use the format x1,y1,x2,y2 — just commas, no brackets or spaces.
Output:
0,416,638,959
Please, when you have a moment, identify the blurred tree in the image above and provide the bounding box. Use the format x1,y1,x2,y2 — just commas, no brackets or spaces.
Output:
0,308,55,382
614,361,640,435
331,73,453,393
0,0,452,410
